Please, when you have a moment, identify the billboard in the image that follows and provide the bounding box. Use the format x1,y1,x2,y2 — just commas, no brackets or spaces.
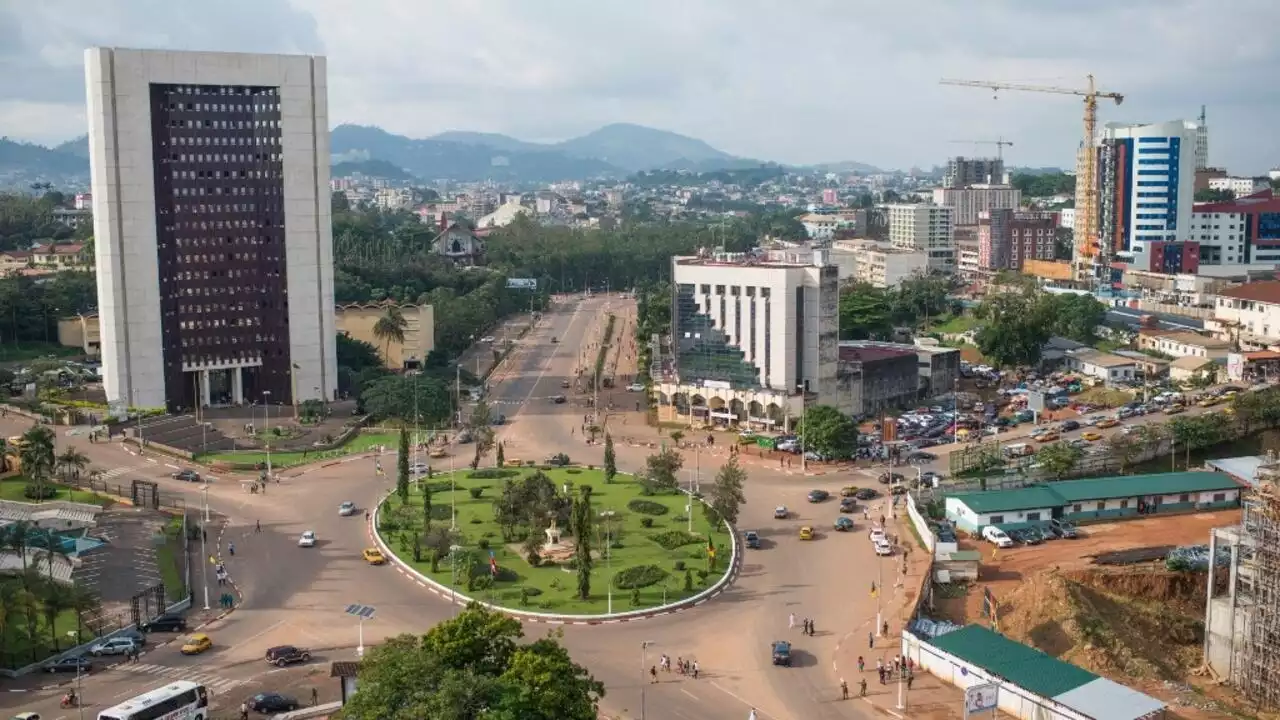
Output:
506,278,537,290
964,683,999,717
1227,353,1245,381
1026,390,1046,413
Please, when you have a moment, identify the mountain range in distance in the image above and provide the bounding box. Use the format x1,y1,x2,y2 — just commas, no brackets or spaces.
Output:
1,122,893,187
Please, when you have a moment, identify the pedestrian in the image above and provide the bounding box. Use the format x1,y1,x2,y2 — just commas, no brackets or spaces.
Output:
202,529,207,543
692,661,699,679
650,666,658,683
883,620,889,636
841,678,849,700
677,656,684,674
876,658,883,674
878,666,886,685
860,678,868,697
868,631,874,649
789,612,796,629
311,687,318,706
907,672,915,690
809,618,816,636
857,655,865,672
240,702,249,720
228,542,235,556
255,519,261,533
801,618,808,634
879,514,886,526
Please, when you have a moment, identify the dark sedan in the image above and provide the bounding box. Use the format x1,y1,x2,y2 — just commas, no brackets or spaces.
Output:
247,693,299,714
140,613,187,633
806,489,830,503
171,469,201,483
45,656,92,674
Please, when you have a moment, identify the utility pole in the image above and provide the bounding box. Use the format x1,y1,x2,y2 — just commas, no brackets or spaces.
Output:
200,485,210,611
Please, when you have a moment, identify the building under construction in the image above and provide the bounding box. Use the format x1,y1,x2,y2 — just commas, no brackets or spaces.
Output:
1203,456,1280,710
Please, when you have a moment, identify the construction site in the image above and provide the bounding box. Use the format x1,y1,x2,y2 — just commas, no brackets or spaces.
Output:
1204,457,1280,713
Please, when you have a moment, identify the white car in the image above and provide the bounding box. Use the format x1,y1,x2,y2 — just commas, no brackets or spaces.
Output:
874,539,893,556
480,336,496,343
410,462,430,475
298,531,317,548
338,501,356,517
773,506,789,519
869,527,886,544
626,383,645,392
982,526,1013,548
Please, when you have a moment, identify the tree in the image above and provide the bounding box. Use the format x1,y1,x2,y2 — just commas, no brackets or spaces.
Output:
974,288,1052,368
602,434,617,483
422,527,459,574
795,405,858,459
19,426,56,500
1010,172,1075,198
359,375,453,424
488,637,606,720
54,446,88,481
706,455,747,528
396,428,410,504
1050,293,1106,345
422,480,434,532
570,486,593,600
643,448,683,492
1195,188,1234,203
1104,432,1142,474
496,442,505,469
1035,442,1084,480
372,305,409,365
838,283,892,340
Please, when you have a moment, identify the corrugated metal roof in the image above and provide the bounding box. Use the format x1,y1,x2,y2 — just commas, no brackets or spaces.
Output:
1049,472,1240,503
948,487,1064,514
928,625,1097,698
1054,677,1166,720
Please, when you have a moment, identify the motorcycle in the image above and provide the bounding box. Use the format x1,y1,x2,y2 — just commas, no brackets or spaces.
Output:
61,692,78,708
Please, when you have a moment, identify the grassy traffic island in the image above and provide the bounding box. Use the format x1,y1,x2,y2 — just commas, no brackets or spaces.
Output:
376,467,733,615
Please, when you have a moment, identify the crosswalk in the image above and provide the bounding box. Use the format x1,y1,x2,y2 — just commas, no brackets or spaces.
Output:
98,466,138,481
117,662,248,695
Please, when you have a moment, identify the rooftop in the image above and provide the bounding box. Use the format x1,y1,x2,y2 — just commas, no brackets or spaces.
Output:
948,486,1065,514
838,343,918,363
928,624,1098,698
1139,330,1230,349
949,472,1243,512
1218,280,1280,305
673,253,817,269
1168,355,1220,371
1065,348,1136,369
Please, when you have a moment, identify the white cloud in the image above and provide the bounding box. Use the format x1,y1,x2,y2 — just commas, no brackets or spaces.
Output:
1,0,1277,172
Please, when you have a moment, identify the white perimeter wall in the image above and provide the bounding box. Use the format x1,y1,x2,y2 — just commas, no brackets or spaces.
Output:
85,48,336,408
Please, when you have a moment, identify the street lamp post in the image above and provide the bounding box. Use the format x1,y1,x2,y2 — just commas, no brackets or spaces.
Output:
449,545,463,613
200,486,211,611
344,604,376,658
263,391,273,480
67,631,84,720
600,510,616,614
640,640,655,720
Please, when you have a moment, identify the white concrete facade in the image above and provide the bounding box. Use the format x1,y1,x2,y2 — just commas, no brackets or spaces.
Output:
831,240,927,288
931,184,1021,226
1208,176,1269,198
85,48,337,410
884,203,954,273
1099,120,1197,263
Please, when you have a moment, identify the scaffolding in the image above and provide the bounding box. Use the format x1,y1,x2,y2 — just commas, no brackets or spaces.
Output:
1237,463,1280,709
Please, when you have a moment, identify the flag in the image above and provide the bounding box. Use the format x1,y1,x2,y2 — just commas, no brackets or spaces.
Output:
707,537,716,558
489,550,498,576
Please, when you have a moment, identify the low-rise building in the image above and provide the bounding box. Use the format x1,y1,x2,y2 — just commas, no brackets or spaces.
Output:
56,314,101,358
335,303,435,370
1111,350,1171,378
831,240,928,288
1208,280,1280,349
913,340,962,398
433,221,485,264
1062,348,1137,384
837,343,919,416
1168,355,1221,382
1137,329,1230,359
30,243,90,269
1208,176,1270,198
477,201,532,229
945,471,1242,532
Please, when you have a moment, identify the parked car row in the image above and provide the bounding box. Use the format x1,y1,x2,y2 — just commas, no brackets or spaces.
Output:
982,519,1081,548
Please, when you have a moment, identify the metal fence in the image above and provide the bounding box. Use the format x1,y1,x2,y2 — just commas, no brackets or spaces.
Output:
60,472,187,511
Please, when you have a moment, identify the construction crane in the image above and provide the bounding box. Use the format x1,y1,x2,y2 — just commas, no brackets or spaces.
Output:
949,138,1014,161
939,75,1124,283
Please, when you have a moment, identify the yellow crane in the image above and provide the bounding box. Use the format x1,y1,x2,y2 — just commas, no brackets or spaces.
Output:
949,138,1014,162
939,76,1124,281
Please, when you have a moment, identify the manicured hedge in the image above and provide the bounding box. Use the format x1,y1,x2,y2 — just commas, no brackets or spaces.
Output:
650,530,701,550
613,564,669,589
627,499,669,516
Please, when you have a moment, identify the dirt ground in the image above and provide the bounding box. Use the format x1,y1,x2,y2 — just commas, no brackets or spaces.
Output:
931,509,1278,720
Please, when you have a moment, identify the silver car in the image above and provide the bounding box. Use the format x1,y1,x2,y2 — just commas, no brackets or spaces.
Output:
88,637,138,656
338,501,356,517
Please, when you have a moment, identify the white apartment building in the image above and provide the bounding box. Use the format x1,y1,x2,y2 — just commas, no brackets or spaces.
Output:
1096,120,1197,268
885,203,954,273
932,184,1022,226
831,240,927,288
797,213,840,240
1058,208,1076,231
85,48,337,411
1188,210,1249,265
658,252,839,429
1208,176,1269,198
373,187,413,211
1209,281,1280,349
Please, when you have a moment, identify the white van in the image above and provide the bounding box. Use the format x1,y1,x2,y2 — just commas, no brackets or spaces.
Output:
982,526,1013,548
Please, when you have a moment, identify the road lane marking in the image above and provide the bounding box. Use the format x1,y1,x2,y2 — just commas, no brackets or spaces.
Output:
681,688,698,700
707,680,782,719
231,618,288,647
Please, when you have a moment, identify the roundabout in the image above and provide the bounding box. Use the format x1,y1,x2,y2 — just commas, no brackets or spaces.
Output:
372,467,738,617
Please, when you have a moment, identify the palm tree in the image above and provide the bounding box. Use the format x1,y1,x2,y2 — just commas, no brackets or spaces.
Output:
0,582,20,667
55,447,89,483
66,584,100,643
372,306,408,365
19,426,56,502
0,521,32,578
40,580,74,652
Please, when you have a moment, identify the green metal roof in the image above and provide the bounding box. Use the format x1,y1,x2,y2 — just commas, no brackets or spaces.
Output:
928,624,1097,698
1049,472,1241,503
947,486,1064,514
948,472,1241,514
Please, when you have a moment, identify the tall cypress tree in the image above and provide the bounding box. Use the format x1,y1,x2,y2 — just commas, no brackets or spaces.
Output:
397,427,410,504
572,485,594,600
603,434,616,483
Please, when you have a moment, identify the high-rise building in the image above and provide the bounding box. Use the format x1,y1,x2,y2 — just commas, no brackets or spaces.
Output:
932,184,1022,225
85,48,337,411
1091,120,1198,273
944,157,1005,189
885,204,954,273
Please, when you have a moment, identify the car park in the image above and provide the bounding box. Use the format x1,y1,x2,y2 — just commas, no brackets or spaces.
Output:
140,613,187,633
298,531,316,548
806,489,829,503
744,531,760,549
44,656,92,674
265,645,312,667
180,634,212,655
88,637,138,657
799,526,814,540
338,501,356,517
772,640,792,666
247,693,300,714
774,506,789,519
171,469,201,483
833,516,854,532
982,527,1013,548
362,548,387,565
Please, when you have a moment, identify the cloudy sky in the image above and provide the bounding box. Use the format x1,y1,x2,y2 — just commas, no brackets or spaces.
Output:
1,0,1277,173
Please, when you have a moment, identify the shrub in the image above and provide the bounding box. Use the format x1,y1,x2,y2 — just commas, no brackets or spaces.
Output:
696,569,709,582
494,567,518,582
565,468,582,474
469,517,482,524
640,518,654,529
468,468,518,480
428,505,453,521
632,587,641,605
673,560,686,571
673,514,688,522
613,564,669,589
23,484,57,500
548,453,571,467
628,499,668,516
472,575,493,591
520,586,543,597
468,487,484,499
478,538,490,550
650,530,700,550
683,569,693,591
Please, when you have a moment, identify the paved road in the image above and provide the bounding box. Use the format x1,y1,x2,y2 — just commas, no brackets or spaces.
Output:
2,295,892,720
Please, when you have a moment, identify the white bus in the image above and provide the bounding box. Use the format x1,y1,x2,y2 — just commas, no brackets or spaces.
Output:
97,680,208,720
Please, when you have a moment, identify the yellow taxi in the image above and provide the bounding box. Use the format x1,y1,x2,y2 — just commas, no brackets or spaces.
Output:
180,633,212,655
1034,432,1060,442
428,448,447,459
1197,397,1220,408
1081,431,1103,442
840,486,858,498
1165,404,1186,415
362,548,387,565
505,458,523,467
799,526,814,541
1095,418,1119,429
